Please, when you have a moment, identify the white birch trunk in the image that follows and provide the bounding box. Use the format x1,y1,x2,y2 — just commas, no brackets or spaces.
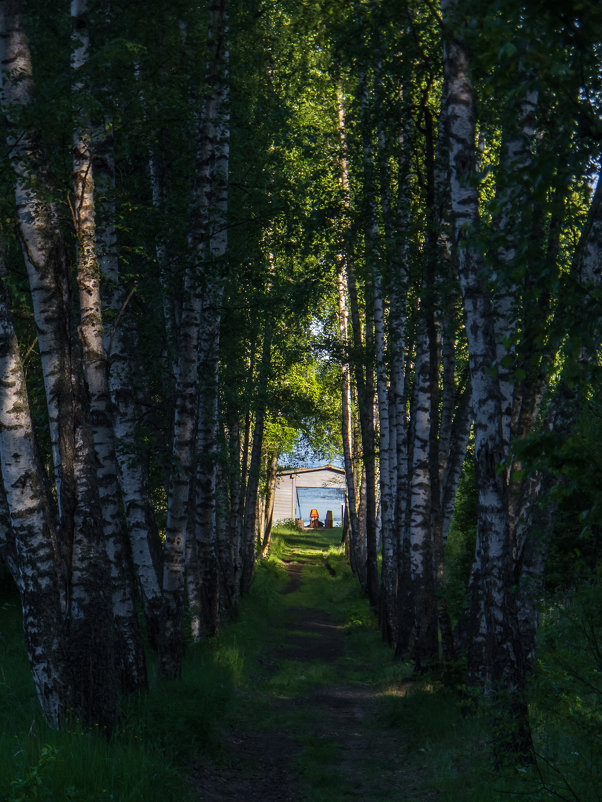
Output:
163,267,201,674
361,63,396,630
0,279,66,727
373,237,397,635
337,265,363,585
1,0,119,728
260,451,278,557
194,0,229,632
442,0,532,756
0,2,74,532
493,87,539,462
92,127,167,658
407,322,438,667
225,412,244,609
161,0,230,675
383,95,413,650
195,288,223,635
71,0,147,694
338,83,379,605
186,475,203,643
336,85,366,590
241,323,272,594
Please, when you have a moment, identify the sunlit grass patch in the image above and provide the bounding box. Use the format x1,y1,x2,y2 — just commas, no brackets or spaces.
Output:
248,554,291,599
211,642,246,682
270,525,344,563
208,558,291,691
281,556,362,616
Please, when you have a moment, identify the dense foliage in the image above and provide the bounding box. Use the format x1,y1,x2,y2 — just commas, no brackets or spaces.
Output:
0,0,600,787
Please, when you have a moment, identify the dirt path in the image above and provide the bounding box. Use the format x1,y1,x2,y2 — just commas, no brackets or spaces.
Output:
192,562,439,802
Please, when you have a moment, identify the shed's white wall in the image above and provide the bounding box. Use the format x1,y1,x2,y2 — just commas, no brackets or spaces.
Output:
273,474,296,523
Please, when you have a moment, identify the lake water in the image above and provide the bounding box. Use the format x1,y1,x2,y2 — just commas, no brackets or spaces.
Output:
296,487,346,526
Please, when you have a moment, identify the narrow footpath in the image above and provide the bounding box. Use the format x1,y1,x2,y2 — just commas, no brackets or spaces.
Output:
192,556,441,802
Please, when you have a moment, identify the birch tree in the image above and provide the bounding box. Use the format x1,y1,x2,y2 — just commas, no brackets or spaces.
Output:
336,86,367,591
0,263,66,728
332,3,473,669
0,0,120,727
71,0,147,694
441,0,534,755
193,0,230,635
439,0,602,757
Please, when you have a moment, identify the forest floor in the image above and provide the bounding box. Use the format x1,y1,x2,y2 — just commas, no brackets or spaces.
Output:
0,526,596,801
190,535,442,802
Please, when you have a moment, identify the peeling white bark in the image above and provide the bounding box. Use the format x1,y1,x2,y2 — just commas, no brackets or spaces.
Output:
0,281,66,727
442,4,532,753
1,0,119,727
71,0,147,693
336,85,367,591
493,86,539,460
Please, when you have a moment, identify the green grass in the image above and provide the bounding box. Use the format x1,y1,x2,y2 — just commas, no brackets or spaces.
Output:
0,557,291,802
267,524,344,562
1,531,599,801
267,527,602,802
0,597,221,801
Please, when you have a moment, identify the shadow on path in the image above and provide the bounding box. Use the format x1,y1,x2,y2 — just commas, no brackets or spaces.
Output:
192,562,439,802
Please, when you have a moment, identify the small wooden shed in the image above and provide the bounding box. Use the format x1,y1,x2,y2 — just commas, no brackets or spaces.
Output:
273,465,346,526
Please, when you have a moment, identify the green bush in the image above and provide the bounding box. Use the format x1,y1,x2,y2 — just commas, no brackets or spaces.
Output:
444,452,477,625
530,574,602,801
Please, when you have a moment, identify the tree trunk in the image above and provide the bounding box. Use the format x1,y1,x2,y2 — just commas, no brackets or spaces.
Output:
441,0,533,759
240,323,272,594
336,265,363,586
405,321,438,668
71,0,147,695
194,282,224,634
260,451,278,557
383,98,412,651
336,85,365,591
224,412,244,610
194,0,229,632
347,261,379,608
0,277,66,728
336,85,378,605
1,0,119,729
359,65,396,626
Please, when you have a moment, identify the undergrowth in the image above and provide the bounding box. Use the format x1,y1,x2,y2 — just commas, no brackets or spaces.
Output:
0,553,289,801
1,526,599,801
